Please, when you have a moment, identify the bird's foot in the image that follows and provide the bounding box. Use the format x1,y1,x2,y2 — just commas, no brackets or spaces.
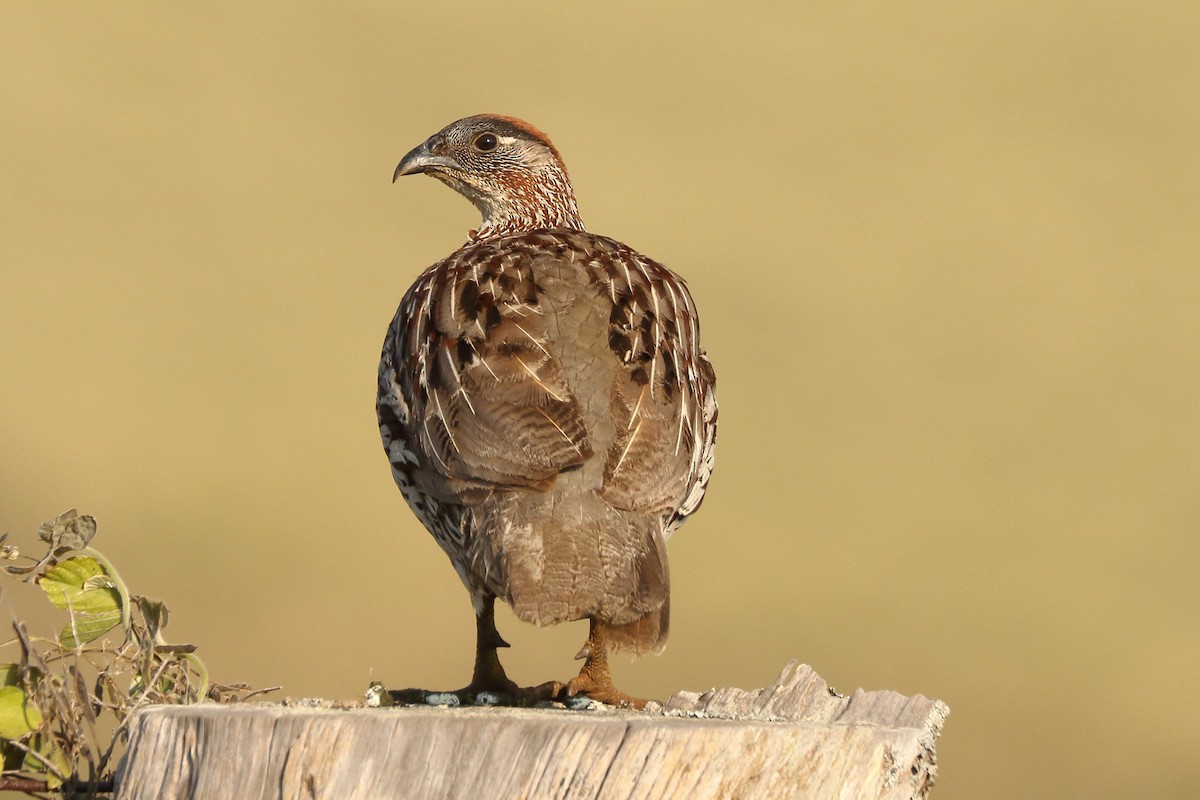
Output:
553,617,652,709
388,677,563,708
455,676,563,707
559,670,649,710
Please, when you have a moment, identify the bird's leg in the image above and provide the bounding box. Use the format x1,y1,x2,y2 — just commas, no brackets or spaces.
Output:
560,618,650,709
389,596,560,706
447,595,560,705
457,594,519,698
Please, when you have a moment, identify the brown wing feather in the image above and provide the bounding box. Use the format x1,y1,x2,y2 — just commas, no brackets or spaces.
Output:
579,239,716,533
386,240,594,497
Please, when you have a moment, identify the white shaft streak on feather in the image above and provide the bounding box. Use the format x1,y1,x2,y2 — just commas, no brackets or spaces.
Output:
419,278,434,321
669,346,683,399
407,308,424,357
675,399,687,456
467,339,500,381
535,406,585,455
661,279,681,320
676,342,692,457
421,412,452,472
650,282,662,367
628,383,646,428
662,280,686,377
649,283,661,389
515,356,565,402
611,420,643,479
513,321,551,357
431,389,458,451
621,260,633,292
441,341,475,414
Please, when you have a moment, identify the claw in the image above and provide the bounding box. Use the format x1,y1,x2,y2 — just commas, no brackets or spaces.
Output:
560,671,648,709
558,617,651,709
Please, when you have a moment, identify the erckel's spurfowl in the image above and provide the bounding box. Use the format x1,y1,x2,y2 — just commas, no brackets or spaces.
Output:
378,114,717,708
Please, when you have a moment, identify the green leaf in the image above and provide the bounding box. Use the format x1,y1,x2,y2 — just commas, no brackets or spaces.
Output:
40,557,120,613
23,733,70,788
0,685,42,740
58,611,123,648
39,556,123,646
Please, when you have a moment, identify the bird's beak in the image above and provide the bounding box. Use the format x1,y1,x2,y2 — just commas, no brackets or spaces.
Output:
393,138,461,182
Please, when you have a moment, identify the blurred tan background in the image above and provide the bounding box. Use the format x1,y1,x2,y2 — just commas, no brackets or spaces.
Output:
2,1,1197,797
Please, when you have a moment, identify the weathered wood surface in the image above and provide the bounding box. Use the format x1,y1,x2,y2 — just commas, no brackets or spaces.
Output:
115,661,948,800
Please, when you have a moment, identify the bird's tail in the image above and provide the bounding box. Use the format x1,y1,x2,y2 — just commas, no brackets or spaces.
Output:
600,592,669,655
476,491,670,654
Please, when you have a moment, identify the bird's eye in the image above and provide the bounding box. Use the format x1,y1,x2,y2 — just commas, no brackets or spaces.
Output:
473,133,499,152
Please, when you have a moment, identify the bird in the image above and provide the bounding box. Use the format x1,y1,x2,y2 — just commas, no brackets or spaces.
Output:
378,114,717,708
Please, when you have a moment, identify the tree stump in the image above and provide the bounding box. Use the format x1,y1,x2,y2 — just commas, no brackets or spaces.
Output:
115,661,948,799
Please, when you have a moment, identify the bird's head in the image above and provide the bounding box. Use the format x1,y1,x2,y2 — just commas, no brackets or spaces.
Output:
394,114,585,240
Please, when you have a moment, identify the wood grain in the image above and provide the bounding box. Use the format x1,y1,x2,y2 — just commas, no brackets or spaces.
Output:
115,661,948,799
